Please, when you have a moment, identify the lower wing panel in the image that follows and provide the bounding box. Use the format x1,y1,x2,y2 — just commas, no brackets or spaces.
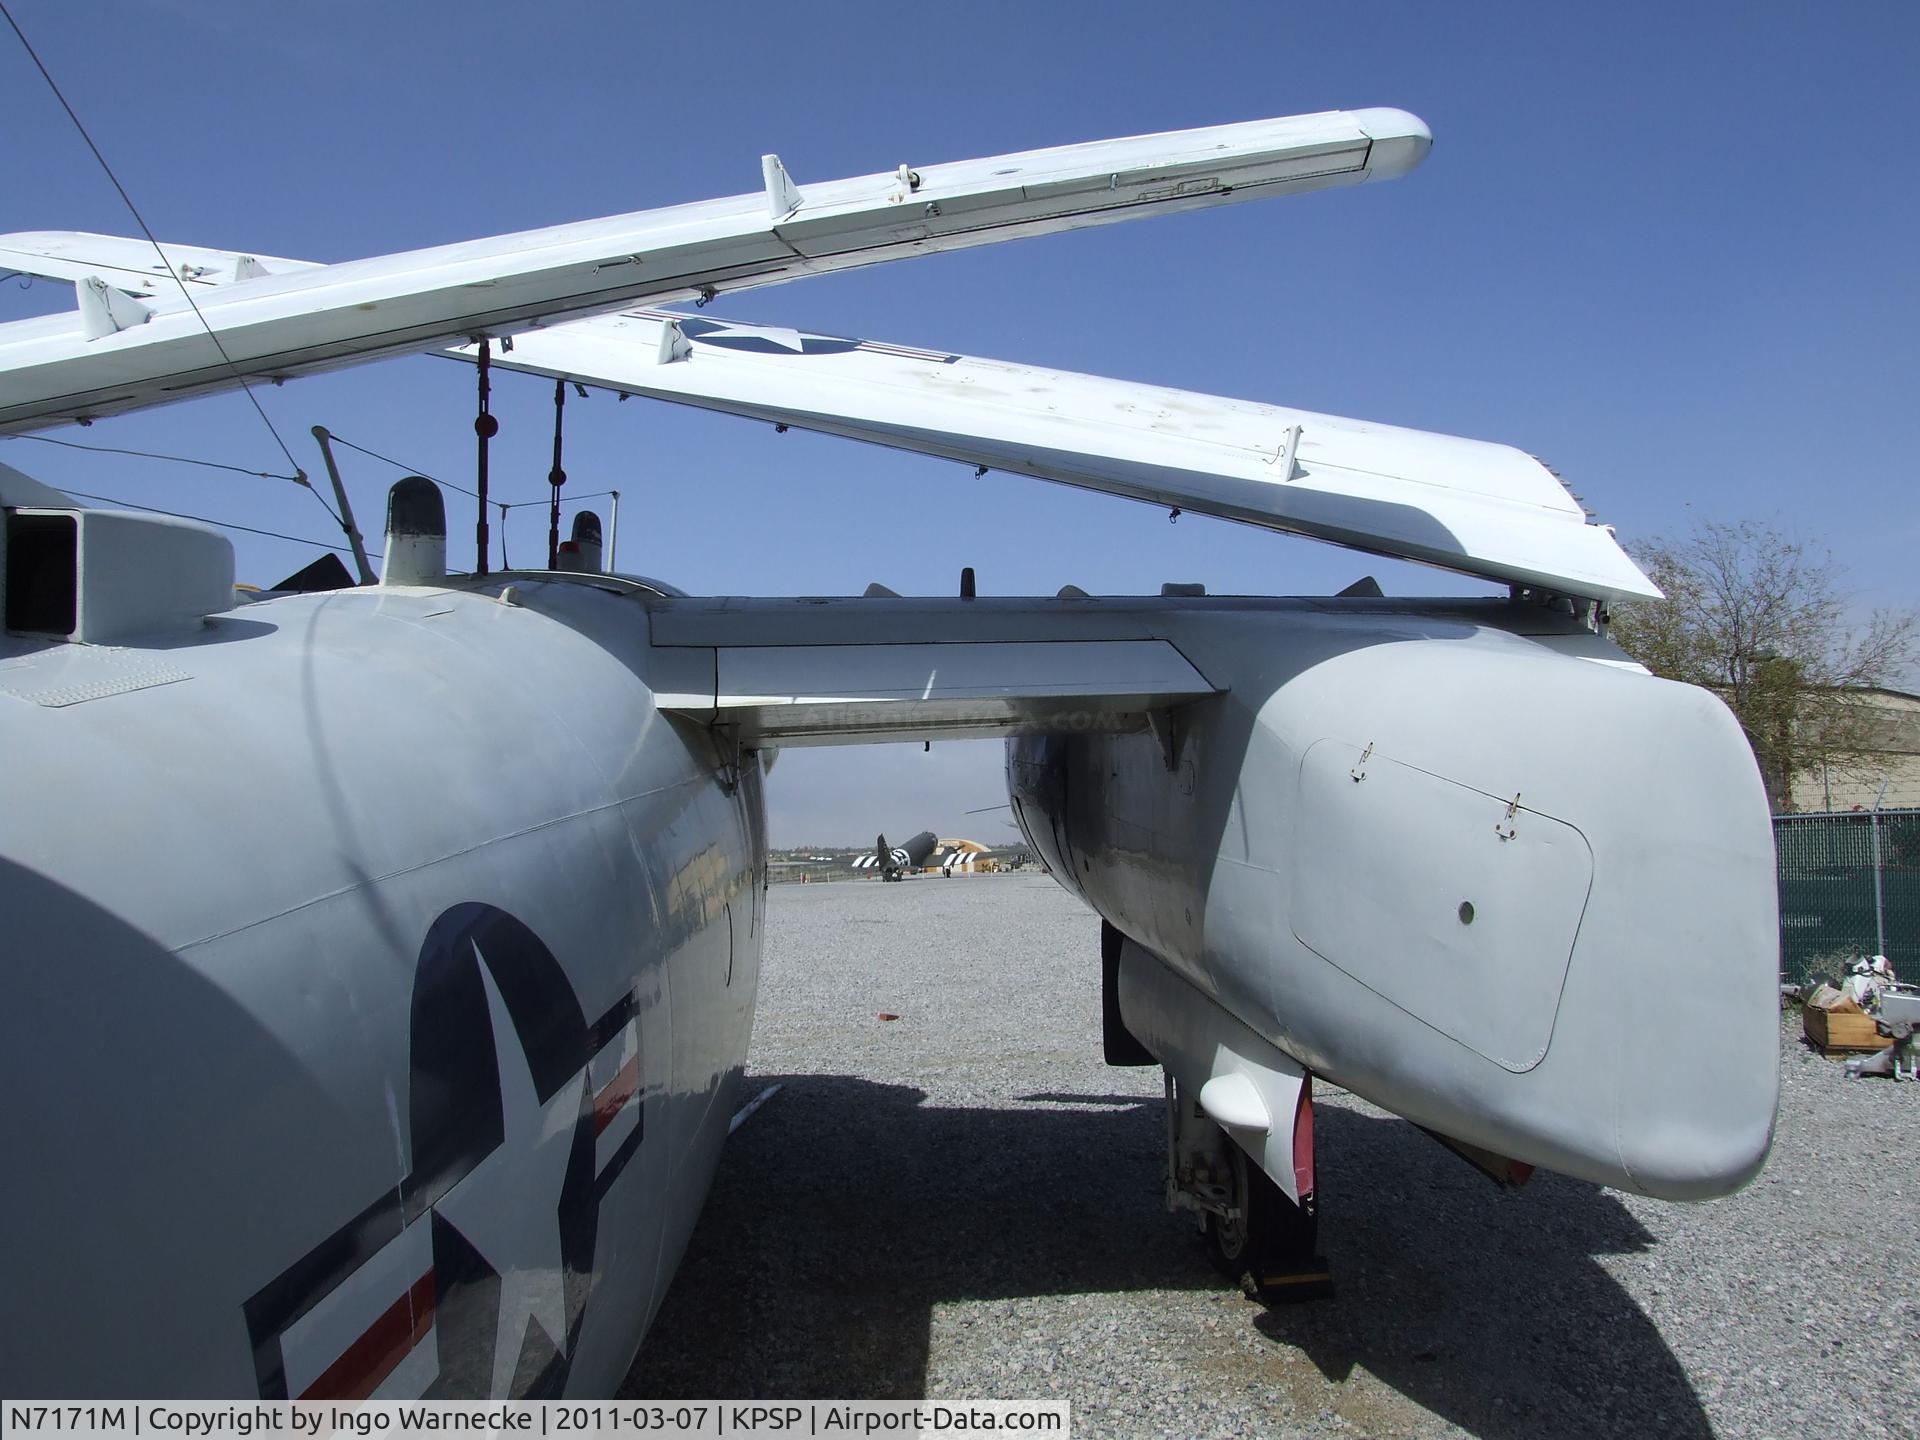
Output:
484,310,1657,603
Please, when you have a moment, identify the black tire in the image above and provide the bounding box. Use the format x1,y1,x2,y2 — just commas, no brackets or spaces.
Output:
1204,1142,1270,1280
1204,1142,1318,1285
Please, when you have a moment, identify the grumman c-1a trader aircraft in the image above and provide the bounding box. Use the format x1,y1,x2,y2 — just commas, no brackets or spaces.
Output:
0,106,1777,1398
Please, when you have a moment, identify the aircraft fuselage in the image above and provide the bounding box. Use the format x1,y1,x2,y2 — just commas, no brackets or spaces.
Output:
0,575,764,1398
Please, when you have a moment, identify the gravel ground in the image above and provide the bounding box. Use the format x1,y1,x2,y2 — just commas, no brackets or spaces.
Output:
621,875,1920,1439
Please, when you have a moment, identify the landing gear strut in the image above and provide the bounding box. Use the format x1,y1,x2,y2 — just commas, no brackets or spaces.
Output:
1165,1071,1331,1302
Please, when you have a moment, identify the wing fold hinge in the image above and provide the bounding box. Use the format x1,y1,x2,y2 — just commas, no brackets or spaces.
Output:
762,153,803,221
76,276,153,340
656,318,691,364
1266,422,1302,479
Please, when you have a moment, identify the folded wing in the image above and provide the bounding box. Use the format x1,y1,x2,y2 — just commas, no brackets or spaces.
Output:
484,310,1658,602
0,107,1427,432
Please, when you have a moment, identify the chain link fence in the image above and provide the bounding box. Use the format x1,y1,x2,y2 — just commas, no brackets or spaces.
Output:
1775,807,1920,986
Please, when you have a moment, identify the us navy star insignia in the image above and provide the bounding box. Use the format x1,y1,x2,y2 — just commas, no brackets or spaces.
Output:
431,942,587,1399
694,321,807,352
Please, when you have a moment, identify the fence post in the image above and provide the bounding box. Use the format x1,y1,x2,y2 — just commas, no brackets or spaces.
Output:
1871,782,1889,958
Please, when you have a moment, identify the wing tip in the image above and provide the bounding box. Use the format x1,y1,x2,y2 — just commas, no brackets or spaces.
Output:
1351,107,1433,180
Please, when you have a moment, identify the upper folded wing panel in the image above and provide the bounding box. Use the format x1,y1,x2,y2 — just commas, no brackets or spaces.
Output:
0,107,1427,432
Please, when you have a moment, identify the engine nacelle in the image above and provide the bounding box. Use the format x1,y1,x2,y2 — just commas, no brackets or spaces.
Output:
1010,600,1778,1200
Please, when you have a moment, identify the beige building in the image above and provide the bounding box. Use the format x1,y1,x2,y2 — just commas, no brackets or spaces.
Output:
1785,687,1920,813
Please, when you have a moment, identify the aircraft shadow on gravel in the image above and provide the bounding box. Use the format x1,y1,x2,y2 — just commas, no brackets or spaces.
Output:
621,1074,1710,1438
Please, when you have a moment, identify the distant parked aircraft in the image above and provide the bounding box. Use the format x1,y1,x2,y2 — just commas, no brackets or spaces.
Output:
853,831,939,880
931,838,1032,874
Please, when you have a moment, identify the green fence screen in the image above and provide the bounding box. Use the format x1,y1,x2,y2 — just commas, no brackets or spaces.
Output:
1775,808,1920,986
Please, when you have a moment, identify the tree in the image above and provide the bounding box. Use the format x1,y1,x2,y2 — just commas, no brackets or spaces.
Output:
1608,519,1917,811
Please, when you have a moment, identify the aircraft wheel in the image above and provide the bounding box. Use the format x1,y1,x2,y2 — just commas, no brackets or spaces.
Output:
1204,1141,1320,1291
1204,1142,1276,1279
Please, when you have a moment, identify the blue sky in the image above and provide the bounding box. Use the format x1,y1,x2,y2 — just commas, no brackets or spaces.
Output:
3,1,1915,844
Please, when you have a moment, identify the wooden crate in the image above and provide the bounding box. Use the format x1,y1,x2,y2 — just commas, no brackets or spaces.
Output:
1804,1006,1892,1054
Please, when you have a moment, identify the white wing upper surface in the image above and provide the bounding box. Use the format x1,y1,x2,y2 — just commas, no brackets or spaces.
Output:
0,107,1428,432
482,310,1658,602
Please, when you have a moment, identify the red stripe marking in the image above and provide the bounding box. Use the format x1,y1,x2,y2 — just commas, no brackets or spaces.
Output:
1292,1076,1315,1203
300,1271,435,1401
594,1053,641,1138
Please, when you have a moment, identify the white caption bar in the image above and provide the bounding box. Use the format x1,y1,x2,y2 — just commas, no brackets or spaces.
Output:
0,1402,1069,1440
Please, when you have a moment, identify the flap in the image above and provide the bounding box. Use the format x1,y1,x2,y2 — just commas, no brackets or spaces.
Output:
647,596,1217,746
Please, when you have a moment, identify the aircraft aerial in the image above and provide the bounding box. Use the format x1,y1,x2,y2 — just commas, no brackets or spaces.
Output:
0,95,1779,1405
